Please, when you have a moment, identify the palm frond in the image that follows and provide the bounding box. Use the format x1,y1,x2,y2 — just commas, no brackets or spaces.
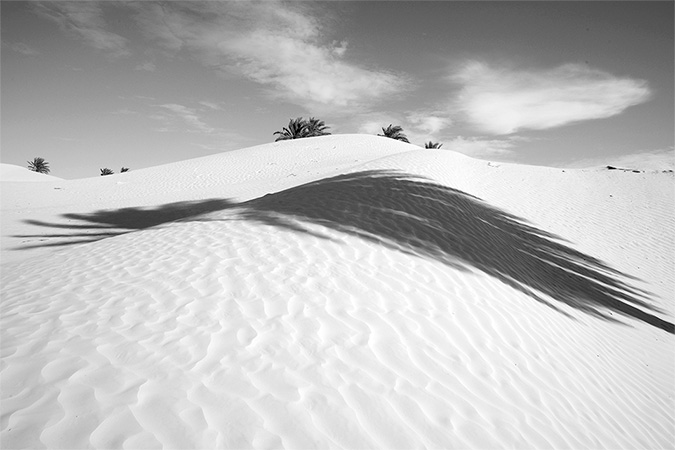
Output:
378,124,409,143
27,157,50,174
424,141,443,149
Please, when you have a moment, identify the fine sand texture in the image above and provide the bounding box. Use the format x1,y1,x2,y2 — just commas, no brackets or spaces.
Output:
1,135,673,449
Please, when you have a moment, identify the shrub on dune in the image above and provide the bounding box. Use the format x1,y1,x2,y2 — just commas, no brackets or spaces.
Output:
273,117,331,141
100,168,114,176
305,117,331,137
378,125,410,143
273,117,309,141
27,157,50,174
424,141,443,149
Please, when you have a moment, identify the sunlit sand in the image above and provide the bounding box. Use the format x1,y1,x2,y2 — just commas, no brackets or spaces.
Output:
1,135,673,448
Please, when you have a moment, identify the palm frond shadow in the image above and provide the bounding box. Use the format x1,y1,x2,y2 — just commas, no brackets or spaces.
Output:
14,170,673,333
14,199,235,249
232,170,673,333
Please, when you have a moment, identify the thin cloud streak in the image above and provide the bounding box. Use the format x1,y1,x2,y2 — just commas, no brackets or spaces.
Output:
450,61,651,135
443,136,524,158
134,61,156,72
32,2,130,57
157,103,215,134
5,42,41,56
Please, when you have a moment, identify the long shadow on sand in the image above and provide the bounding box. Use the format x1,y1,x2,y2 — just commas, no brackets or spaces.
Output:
14,199,235,248
15,170,673,333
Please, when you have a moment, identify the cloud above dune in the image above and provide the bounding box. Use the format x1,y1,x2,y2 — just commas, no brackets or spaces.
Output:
32,2,130,57
450,61,651,134
30,1,407,112
406,111,452,135
443,136,523,157
155,103,215,134
131,2,407,112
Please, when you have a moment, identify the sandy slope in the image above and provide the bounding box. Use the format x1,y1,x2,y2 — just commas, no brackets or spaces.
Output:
0,164,64,183
1,135,673,449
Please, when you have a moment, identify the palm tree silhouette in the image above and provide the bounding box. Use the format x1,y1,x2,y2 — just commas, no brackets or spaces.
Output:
378,125,410,143
27,157,50,174
425,141,443,149
100,168,114,176
306,117,331,137
273,117,309,141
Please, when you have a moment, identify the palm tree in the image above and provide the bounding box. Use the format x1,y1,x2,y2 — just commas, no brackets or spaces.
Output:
273,117,309,141
27,157,50,174
100,168,114,176
121,167,130,173
424,141,443,149
305,117,331,137
378,125,409,143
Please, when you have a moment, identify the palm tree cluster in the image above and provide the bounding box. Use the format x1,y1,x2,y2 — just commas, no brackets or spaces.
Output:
274,119,443,149
273,117,331,141
379,125,444,149
27,157,50,174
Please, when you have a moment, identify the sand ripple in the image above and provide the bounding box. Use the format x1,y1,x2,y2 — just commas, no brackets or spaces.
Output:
1,143,673,449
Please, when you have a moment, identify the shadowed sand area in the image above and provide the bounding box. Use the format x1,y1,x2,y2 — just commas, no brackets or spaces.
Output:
15,170,674,333
15,199,236,248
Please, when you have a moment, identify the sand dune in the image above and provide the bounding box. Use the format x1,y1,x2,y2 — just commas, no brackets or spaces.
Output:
1,135,673,448
0,164,63,183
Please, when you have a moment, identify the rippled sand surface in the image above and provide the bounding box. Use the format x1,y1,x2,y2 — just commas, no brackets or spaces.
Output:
2,135,673,449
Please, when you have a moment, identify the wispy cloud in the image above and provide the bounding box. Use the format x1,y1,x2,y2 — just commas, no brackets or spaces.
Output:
32,2,130,57
450,61,651,134
4,41,40,56
443,136,526,158
199,101,224,111
134,61,156,72
148,101,248,148
406,111,452,135
131,2,408,113
156,103,214,134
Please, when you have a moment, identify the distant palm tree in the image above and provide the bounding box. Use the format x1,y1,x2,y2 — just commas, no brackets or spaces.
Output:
424,141,443,149
378,125,409,143
273,117,309,141
305,117,331,137
120,167,130,173
27,157,50,174
100,168,114,176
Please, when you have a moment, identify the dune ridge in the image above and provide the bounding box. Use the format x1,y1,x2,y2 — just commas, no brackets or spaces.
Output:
1,135,673,449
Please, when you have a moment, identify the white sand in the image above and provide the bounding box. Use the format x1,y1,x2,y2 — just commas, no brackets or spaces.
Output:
1,134,673,449
0,164,63,183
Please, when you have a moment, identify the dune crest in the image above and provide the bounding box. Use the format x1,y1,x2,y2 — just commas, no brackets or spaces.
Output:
0,163,63,182
1,135,673,449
